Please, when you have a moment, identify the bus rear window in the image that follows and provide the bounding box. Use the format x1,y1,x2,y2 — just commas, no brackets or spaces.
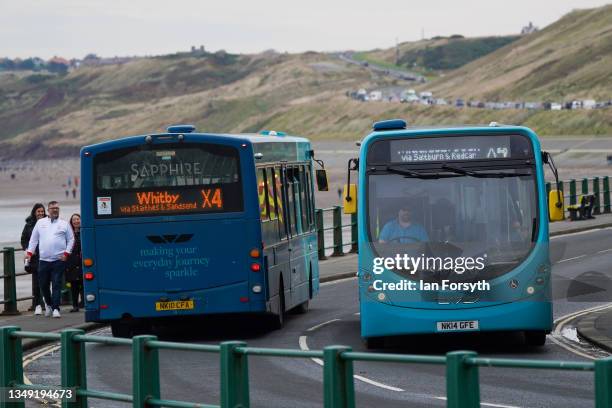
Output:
94,143,243,217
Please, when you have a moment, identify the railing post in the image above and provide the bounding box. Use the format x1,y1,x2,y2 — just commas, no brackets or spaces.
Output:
61,329,87,408
604,176,611,214
569,179,577,206
595,357,612,408
559,180,565,218
2,248,19,316
132,335,160,408
446,351,479,408
350,213,358,253
220,341,249,408
316,209,327,260
582,178,589,195
0,326,24,408
323,346,355,408
332,206,344,257
593,177,601,215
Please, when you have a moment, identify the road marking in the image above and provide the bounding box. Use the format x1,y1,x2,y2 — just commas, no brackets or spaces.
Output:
550,226,612,239
557,255,587,263
434,396,520,408
298,334,404,391
550,303,612,360
597,248,612,254
321,276,356,286
307,319,341,332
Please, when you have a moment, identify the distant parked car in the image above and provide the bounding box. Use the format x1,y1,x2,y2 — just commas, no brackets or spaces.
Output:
455,98,465,107
550,103,562,110
583,99,596,109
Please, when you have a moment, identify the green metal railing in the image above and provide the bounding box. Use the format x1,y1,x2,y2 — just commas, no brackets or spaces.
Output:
315,207,358,260
0,248,31,316
1,326,612,407
547,176,612,219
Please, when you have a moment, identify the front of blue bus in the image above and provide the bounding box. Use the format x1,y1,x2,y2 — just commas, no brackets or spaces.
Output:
358,124,552,343
80,129,265,329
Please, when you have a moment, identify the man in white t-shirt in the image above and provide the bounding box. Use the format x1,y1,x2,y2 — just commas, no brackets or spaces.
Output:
27,201,75,318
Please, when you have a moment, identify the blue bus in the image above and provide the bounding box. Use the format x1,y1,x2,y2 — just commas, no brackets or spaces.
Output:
345,120,558,348
80,125,324,337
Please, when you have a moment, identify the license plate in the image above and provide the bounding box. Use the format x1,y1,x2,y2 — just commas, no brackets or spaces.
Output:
155,300,195,311
436,320,479,332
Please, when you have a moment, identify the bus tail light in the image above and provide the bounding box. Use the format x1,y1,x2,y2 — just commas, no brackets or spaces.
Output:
86,294,96,302
250,248,260,258
240,297,249,303
100,304,109,309
250,263,261,272
252,285,262,293
83,258,94,267
84,272,94,280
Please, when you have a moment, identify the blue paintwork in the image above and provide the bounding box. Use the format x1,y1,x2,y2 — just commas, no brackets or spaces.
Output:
80,130,319,323
357,125,553,339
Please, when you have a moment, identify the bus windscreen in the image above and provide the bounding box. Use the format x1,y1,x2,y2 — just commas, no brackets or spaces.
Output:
94,143,243,217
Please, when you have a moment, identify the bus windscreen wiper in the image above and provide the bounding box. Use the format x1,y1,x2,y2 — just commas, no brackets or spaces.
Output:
385,166,459,179
441,164,530,178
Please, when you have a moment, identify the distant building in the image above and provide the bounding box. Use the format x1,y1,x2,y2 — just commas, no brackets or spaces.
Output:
521,22,538,35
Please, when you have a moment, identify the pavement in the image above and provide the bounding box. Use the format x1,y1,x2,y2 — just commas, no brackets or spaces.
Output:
2,212,612,351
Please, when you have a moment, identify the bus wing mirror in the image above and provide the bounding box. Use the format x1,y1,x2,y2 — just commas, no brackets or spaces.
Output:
548,189,564,221
316,169,329,191
343,184,357,214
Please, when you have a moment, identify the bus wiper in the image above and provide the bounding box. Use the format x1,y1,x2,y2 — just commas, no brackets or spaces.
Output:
441,164,530,178
385,166,459,179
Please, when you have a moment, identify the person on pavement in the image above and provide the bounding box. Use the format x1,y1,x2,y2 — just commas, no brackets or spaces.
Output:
20,203,46,315
26,201,75,318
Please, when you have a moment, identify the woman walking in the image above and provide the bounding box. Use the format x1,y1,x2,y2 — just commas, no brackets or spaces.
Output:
66,214,84,312
20,203,46,314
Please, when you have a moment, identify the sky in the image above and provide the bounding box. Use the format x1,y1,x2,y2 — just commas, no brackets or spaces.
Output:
2,0,611,59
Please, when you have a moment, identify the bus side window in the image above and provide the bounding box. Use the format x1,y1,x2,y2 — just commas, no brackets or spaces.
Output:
275,166,287,240
305,165,314,231
285,168,295,236
257,168,269,221
264,167,280,245
299,165,309,232
292,167,303,235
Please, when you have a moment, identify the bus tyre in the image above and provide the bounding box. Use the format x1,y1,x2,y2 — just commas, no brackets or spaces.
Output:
111,321,133,338
363,336,385,350
270,280,285,329
525,330,547,346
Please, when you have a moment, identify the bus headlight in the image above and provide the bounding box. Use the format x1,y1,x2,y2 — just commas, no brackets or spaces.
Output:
86,294,96,302
526,286,535,295
377,292,386,301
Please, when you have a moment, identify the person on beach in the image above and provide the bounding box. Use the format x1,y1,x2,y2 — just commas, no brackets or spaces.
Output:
26,201,75,318
20,203,46,315
65,214,84,312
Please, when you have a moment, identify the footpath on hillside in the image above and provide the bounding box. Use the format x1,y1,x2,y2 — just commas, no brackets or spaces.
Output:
2,213,612,350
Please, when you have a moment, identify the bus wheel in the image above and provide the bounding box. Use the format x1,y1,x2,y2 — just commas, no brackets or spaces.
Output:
270,279,285,329
111,321,132,338
525,330,547,346
363,336,385,350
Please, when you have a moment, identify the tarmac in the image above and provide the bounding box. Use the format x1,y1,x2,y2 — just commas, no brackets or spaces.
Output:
2,212,612,351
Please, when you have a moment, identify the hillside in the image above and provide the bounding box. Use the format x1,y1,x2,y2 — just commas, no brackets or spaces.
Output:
359,35,519,72
0,5,611,159
424,5,612,101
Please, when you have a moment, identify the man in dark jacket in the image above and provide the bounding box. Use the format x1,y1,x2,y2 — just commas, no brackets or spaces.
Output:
21,203,46,314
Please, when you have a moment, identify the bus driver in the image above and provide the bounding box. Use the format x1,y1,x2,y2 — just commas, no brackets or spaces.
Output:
379,206,429,244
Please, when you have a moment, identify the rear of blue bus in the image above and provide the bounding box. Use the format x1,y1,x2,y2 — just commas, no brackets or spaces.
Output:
358,126,552,344
80,132,266,328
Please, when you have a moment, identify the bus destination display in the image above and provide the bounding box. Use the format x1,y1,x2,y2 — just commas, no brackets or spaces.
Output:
97,187,224,216
389,136,512,163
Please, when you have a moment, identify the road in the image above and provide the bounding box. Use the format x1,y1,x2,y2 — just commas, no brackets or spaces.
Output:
22,227,612,407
